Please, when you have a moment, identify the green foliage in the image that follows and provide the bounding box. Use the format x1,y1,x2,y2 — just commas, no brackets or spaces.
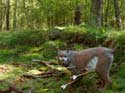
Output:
0,82,9,90
0,49,15,62
40,40,66,59
0,30,46,48
106,31,125,48
0,26,124,60
0,25,124,49
0,0,125,30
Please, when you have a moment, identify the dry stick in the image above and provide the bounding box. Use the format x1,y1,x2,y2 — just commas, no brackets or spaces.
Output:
22,59,61,79
23,73,53,78
28,87,34,93
32,59,56,69
71,71,89,80
32,59,92,89
61,71,90,90
32,59,75,71
23,69,56,78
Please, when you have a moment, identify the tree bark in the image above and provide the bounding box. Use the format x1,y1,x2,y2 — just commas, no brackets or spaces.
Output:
90,0,96,26
105,0,110,27
0,0,3,29
91,0,103,27
13,0,17,30
74,4,82,25
114,0,122,29
0,7,3,29
96,0,103,27
5,0,10,31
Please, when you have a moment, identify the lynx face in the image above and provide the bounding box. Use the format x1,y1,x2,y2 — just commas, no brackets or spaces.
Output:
58,50,70,67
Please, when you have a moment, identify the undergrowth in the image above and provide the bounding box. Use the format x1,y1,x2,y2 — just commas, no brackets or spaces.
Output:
0,25,125,93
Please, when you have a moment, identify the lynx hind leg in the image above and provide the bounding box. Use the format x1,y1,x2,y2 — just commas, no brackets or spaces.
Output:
96,55,113,90
98,72,112,91
96,79,104,89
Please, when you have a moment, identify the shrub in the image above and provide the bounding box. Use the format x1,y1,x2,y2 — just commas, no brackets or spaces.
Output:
0,30,47,48
40,40,66,58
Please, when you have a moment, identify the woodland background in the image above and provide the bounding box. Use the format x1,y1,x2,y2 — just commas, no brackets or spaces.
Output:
0,0,125,93
0,0,125,30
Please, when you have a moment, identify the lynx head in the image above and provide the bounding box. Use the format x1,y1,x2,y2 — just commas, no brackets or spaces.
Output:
57,50,72,67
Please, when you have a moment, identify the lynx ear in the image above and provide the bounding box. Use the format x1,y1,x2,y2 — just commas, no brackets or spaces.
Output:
56,48,60,52
57,48,61,54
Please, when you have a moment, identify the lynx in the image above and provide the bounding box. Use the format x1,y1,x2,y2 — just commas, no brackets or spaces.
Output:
58,47,114,90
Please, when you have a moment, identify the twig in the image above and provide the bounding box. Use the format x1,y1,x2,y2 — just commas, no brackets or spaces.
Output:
71,71,89,80
61,71,91,90
28,87,34,93
32,59,56,69
23,69,65,79
23,74,53,78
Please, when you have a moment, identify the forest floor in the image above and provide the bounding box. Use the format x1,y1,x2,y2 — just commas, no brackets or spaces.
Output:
0,46,125,93
0,26,125,93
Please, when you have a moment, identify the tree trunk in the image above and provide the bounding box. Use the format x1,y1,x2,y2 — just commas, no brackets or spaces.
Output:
91,0,103,27
0,0,2,29
5,0,10,31
90,0,96,26
74,4,82,25
0,7,3,29
114,0,122,29
96,0,103,27
13,0,17,30
105,0,110,27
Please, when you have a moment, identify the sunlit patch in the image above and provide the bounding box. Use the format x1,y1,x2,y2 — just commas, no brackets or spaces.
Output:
0,64,15,80
27,69,42,75
0,65,10,74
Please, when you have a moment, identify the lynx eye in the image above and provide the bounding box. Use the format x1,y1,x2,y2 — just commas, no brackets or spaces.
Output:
64,55,67,58
59,55,63,57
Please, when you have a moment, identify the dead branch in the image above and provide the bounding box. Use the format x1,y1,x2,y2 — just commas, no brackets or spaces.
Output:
23,74,53,78
32,59,72,74
23,69,65,79
10,62,32,68
32,59,58,69
61,71,92,90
